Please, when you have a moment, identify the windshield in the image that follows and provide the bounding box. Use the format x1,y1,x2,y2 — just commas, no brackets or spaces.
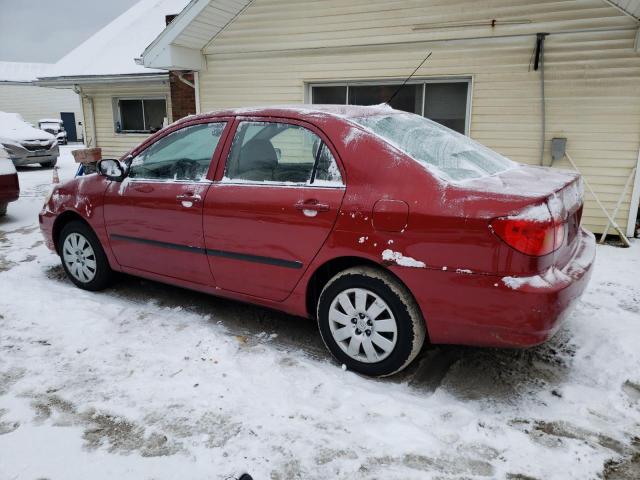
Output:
351,112,515,182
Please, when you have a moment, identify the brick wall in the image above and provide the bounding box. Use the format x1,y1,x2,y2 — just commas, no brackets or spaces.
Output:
165,15,196,122
169,71,196,121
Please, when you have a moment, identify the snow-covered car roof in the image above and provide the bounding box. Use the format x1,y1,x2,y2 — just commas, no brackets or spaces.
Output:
173,104,397,126
39,119,63,123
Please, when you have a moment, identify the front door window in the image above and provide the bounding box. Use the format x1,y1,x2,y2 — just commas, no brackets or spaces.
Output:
129,122,227,181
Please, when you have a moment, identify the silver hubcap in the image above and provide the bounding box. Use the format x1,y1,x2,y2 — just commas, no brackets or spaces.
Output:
62,232,97,283
328,288,398,363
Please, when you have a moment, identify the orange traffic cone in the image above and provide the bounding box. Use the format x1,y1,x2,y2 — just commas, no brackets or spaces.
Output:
52,166,60,184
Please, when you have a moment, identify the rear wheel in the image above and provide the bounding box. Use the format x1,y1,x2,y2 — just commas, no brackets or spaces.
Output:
59,221,113,291
317,266,426,377
0,203,7,216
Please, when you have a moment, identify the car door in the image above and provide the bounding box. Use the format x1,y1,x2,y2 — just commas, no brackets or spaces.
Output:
203,118,346,301
103,120,230,285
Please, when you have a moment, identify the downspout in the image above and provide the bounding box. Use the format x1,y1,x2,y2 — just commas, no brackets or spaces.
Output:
193,71,201,114
627,144,640,237
177,71,200,114
72,84,86,144
78,91,97,149
177,72,194,88
534,33,548,165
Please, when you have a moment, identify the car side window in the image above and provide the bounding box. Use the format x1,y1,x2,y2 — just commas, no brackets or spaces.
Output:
129,122,226,181
223,121,343,186
313,143,343,185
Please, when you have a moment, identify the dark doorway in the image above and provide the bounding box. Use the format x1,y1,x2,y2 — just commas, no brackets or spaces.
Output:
60,112,77,142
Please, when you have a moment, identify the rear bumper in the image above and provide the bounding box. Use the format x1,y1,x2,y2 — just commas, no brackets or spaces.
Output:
399,228,596,348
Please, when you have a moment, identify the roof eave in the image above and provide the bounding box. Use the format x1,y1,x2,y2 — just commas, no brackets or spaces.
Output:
141,0,210,71
144,44,204,71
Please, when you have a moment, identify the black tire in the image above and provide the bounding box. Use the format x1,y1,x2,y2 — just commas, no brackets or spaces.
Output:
58,221,113,291
40,158,58,168
0,203,7,216
317,266,426,377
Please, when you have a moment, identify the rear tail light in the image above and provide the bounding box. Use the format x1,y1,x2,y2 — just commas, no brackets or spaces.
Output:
491,217,565,256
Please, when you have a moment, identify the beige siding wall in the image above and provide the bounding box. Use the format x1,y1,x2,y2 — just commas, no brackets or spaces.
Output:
197,0,640,234
0,83,82,134
79,80,172,158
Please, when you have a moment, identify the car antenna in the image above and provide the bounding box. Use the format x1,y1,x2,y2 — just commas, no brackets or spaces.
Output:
386,51,432,106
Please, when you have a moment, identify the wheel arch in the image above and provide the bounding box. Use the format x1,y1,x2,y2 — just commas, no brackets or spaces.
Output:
52,210,93,254
305,256,428,336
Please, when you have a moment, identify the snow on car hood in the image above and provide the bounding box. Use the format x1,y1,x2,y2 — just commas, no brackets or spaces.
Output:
0,112,55,143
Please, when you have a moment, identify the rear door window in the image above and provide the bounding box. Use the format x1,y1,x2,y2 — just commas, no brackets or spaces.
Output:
223,121,343,186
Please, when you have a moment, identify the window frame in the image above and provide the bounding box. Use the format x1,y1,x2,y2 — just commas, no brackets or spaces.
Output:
112,96,169,135
306,77,473,136
125,119,231,184
216,116,346,189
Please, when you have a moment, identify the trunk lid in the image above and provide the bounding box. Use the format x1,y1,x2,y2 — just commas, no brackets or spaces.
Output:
451,164,585,270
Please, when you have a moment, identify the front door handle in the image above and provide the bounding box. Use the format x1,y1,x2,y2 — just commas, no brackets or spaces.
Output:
176,193,201,208
176,193,201,203
295,200,330,212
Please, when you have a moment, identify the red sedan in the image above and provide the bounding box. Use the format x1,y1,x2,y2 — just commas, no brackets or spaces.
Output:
0,146,19,216
39,105,595,376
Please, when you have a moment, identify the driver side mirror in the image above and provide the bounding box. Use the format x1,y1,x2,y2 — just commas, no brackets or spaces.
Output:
97,159,128,181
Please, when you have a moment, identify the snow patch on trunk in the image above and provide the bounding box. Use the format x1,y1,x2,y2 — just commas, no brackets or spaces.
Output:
508,203,551,223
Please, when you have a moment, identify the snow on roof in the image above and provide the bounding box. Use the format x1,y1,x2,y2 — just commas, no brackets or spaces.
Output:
42,0,191,79
0,62,52,83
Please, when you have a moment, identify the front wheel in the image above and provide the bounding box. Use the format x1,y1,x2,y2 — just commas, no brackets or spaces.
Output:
59,221,113,291
317,266,426,377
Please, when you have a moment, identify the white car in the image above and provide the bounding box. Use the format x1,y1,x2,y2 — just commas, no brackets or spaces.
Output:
39,118,67,145
0,112,59,168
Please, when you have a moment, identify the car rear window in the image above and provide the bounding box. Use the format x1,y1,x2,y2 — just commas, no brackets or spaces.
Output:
351,112,515,182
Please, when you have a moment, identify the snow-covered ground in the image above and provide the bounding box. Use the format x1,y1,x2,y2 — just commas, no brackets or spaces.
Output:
1,146,639,479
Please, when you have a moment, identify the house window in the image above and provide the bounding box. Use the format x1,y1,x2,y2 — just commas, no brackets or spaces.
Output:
114,98,167,134
310,79,470,134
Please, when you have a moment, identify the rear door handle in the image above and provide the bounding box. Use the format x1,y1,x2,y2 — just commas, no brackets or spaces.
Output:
295,200,330,212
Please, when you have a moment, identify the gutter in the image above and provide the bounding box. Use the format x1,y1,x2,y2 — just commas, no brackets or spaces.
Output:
36,73,169,88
